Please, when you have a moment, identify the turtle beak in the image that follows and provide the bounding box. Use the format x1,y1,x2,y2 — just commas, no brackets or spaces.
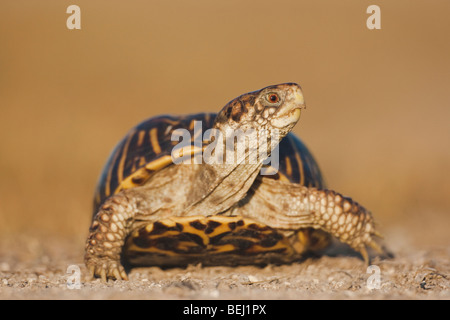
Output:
294,90,306,109
291,85,307,122
291,87,305,121
290,83,306,111
270,85,305,129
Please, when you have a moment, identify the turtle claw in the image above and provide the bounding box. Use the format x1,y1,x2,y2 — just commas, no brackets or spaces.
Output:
112,269,121,280
100,268,107,282
358,246,370,266
115,268,129,281
351,227,386,265
372,230,384,240
89,265,95,279
355,239,383,266
86,259,128,282
368,237,384,254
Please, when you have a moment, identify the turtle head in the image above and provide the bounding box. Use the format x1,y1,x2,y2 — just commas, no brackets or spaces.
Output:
215,83,305,137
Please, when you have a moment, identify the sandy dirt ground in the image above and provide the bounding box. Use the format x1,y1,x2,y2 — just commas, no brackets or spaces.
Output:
1,229,448,300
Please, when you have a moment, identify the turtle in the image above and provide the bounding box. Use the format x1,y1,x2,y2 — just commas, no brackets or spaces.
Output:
85,83,383,281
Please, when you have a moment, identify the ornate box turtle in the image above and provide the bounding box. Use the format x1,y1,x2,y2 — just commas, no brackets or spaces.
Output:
85,83,383,281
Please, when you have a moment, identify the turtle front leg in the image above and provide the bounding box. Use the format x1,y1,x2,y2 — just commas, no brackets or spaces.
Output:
238,177,384,264
302,188,383,263
85,193,137,281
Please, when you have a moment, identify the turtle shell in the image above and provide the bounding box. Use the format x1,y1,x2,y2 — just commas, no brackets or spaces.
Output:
93,113,325,215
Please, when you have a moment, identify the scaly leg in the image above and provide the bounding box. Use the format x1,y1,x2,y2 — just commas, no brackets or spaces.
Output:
84,193,137,281
235,177,384,264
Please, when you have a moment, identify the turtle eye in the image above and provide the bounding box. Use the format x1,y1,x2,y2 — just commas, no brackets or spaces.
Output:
267,93,280,104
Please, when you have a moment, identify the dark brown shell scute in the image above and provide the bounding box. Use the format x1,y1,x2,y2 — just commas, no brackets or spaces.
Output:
204,220,222,234
189,220,206,231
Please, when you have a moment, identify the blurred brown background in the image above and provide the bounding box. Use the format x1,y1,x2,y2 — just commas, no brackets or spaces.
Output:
0,1,449,248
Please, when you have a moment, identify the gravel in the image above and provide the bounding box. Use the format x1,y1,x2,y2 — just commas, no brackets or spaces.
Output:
1,232,449,300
